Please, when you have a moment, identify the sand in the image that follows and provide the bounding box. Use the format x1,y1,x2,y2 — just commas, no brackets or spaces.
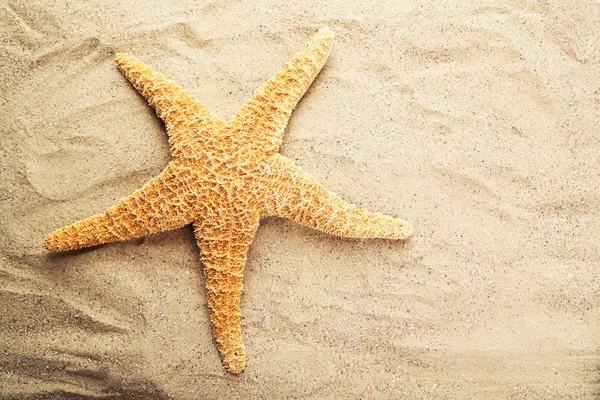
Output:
1,0,599,398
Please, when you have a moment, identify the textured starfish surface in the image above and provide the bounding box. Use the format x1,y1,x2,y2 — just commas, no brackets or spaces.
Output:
43,27,413,373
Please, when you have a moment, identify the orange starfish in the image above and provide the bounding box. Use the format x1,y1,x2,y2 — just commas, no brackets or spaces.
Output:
43,27,413,373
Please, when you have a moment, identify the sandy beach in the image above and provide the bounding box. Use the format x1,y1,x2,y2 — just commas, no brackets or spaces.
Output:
1,0,599,398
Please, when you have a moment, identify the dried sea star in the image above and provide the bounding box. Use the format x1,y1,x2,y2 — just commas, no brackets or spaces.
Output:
43,27,413,373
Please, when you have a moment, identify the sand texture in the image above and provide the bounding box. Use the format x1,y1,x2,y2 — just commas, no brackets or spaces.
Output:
1,0,599,398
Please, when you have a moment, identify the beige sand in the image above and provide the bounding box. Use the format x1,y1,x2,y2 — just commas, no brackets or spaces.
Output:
1,0,599,398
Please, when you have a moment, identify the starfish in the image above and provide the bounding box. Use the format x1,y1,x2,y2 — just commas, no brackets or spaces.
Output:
43,27,413,373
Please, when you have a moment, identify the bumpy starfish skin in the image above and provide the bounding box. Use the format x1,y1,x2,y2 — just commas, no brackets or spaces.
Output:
43,28,413,373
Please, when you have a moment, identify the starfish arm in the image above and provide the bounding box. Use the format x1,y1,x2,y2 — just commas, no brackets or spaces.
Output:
43,164,196,251
263,156,413,239
193,213,260,374
115,53,226,157
228,27,334,152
